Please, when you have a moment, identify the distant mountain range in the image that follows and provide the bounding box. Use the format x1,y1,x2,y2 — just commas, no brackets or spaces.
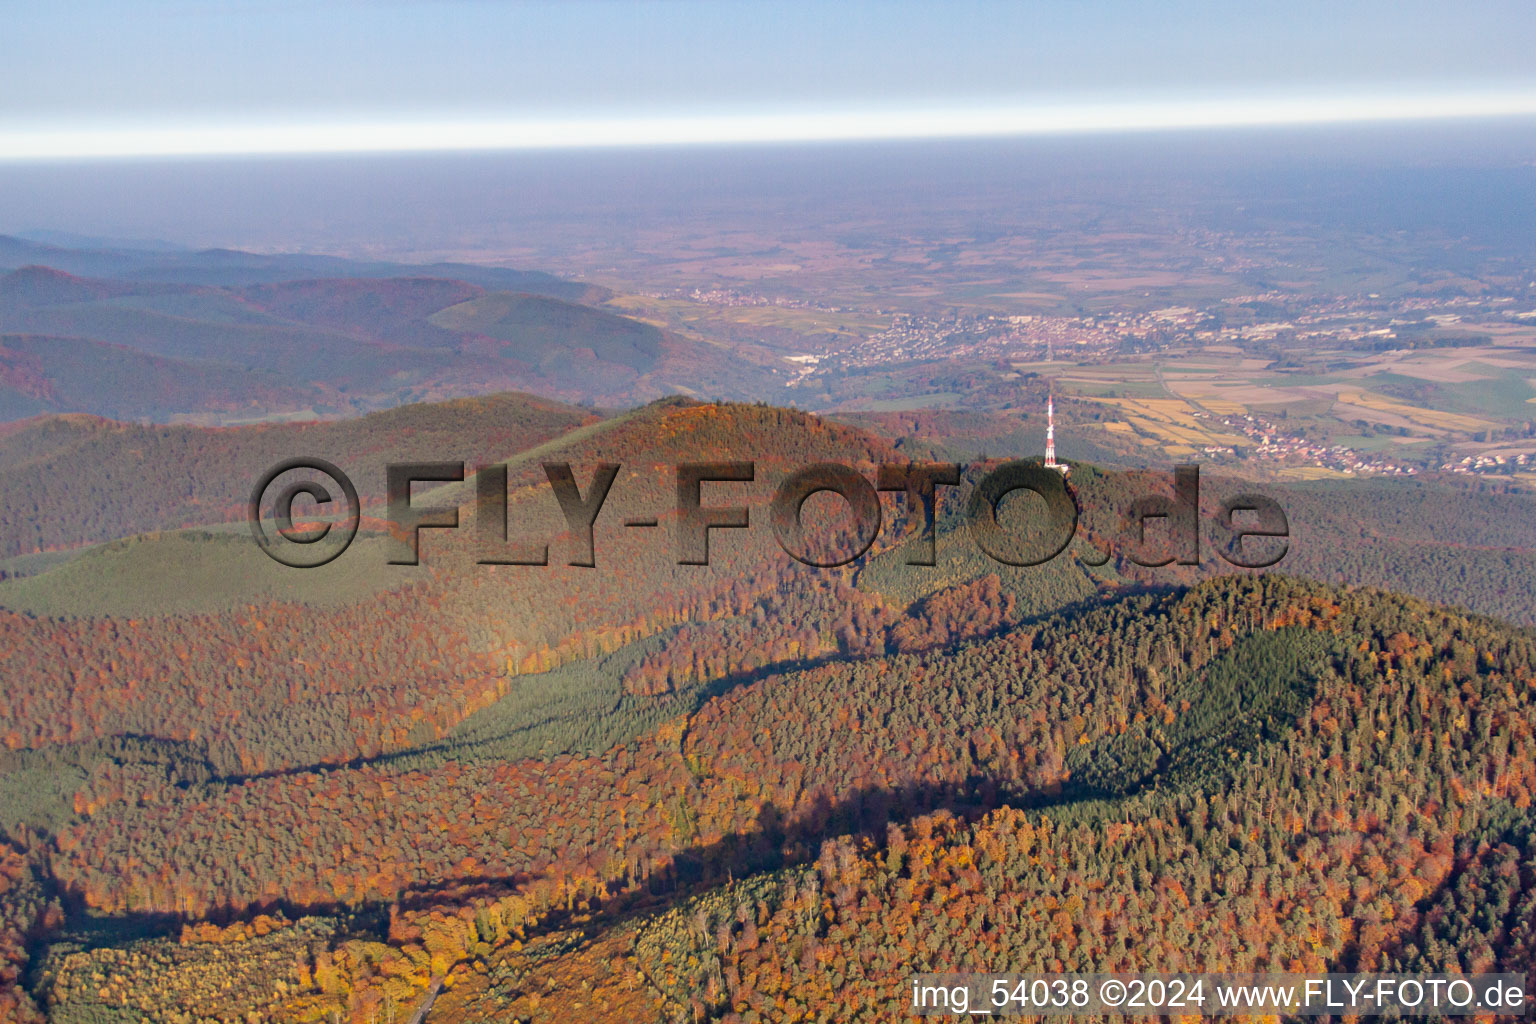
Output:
0,235,780,420
0,233,605,296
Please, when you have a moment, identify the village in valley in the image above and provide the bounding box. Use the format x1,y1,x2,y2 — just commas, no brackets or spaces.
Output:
613,282,1536,481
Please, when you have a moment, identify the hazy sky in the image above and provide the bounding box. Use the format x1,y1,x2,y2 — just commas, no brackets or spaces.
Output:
4,0,1536,156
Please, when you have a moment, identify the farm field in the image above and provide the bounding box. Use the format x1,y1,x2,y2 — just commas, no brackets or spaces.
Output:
1005,341,1536,464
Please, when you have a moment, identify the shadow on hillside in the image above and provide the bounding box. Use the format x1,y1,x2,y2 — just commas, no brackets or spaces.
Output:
31,768,1094,965
212,581,1177,786
32,582,1231,990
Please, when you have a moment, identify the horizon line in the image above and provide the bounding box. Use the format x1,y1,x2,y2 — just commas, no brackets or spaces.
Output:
5,90,1536,161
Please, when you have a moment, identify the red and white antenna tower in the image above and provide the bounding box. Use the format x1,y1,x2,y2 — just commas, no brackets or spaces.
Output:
1045,388,1067,474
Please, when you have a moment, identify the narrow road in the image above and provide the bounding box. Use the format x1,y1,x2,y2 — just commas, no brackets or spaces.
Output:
404,976,444,1024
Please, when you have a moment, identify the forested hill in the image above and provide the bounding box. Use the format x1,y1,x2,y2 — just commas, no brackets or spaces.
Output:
14,576,1536,1023
435,576,1536,1022
0,396,1533,1023
0,391,598,558
0,238,791,419
3,393,1534,622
